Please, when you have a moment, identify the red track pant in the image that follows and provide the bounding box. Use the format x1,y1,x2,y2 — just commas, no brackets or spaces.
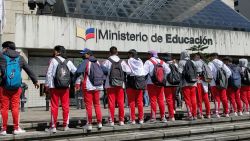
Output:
147,84,165,119
164,87,176,118
107,86,124,122
126,88,144,121
1,88,22,131
240,86,250,112
83,89,102,124
50,88,69,128
196,83,211,116
182,86,197,117
210,86,229,114
227,87,242,113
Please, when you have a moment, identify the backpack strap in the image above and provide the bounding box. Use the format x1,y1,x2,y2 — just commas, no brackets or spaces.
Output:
149,59,157,65
54,57,63,64
63,59,69,65
160,60,164,65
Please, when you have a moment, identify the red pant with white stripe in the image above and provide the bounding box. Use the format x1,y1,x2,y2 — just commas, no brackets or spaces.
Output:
182,86,197,117
164,87,176,118
126,88,144,121
83,89,102,124
50,88,69,128
227,87,242,113
210,86,229,115
240,86,250,112
1,88,22,131
147,84,165,119
196,83,211,116
107,86,124,122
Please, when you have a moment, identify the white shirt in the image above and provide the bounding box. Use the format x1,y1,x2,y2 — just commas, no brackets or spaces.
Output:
127,58,146,76
45,56,76,88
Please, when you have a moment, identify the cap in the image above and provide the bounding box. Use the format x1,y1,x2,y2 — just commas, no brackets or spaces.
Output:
80,48,93,55
148,50,158,57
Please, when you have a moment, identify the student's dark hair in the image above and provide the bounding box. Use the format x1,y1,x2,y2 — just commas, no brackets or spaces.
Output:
222,56,233,63
210,53,219,58
110,46,118,55
2,41,16,50
128,49,138,59
54,45,67,58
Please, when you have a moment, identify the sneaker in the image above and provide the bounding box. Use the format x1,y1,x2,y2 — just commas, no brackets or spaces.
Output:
131,121,136,125
97,123,102,129
198,115,204,119
84,124,92,131
14,128,26,135
119,121,125,126
63,126,69,131
139,120,144,124
244,112,250,115
150,118,156,122
193,117,197,120
45,127,57,133
169,117,175,121
213,114,220,118
224,114,230,118
207,115,211,119
0,130,7,136
238,112,243,116
109,122,114,127
161,117,168,123
234,112,238,116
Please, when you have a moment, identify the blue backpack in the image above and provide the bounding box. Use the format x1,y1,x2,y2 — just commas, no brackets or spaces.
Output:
4,55,22,90
89,61,105,86
229,65,241,89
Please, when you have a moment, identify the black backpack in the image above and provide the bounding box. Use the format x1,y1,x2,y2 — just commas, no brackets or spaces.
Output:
167,64,181,85
89,61,105,86
242,67,250,85
183,60,198,83
108,58,125,87
126,75,147,90
54,57,71,88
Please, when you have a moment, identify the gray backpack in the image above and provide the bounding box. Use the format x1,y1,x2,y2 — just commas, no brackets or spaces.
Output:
54,57,71,88
213,62,228,89
108,58,124,87
202,61,213,82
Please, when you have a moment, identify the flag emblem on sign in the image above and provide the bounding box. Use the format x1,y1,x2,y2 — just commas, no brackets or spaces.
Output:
76,27,95,41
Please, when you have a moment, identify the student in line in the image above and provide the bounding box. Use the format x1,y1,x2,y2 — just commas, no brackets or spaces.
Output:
144,50,170,122
101,46,130,126
126,49,145,124
193,53,211,119
45,46,76,133
0,41,39,135
208,53,231,118
178,51,198,120
75,48,103,130
162,53,178,121
223,57,242,116
239,58,250,114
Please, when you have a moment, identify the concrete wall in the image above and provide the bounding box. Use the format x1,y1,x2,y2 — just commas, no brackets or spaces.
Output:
236,0,250,20
222,0,235,9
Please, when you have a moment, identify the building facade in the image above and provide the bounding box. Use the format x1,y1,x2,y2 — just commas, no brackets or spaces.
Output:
234,0,250,20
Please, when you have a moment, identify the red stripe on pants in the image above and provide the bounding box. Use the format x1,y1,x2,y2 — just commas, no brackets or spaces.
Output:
126,88,144,121
240,86,250,112
147,84,165,119
107,87,124,122
164,87,176,118
1,88,21,130
182,86,197,117
227,87,242,113
210,86,229,114
50,88,70,128
196,83,211,116
83,89,102,124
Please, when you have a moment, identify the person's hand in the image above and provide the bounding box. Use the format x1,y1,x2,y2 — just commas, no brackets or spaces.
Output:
44,85,49,93
75,84,80,91
34,83,39,89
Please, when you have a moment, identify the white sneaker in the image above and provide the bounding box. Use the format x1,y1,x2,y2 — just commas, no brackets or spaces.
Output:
119,121,125,126
109,122,114,127
63,126,69,131
139,120,144,124
150,118,156,122
169,117,175,121
14,128,26,135
198,115,204,119
0,130,7,136
45,127,57,133
84,124,92,131
213,114,220,118
234,112,238,116
161,117,168,123
224,114,230,118
131,121,136,125
97,123,102,129
207,115,211,119
238,112,243,116
244,112,250,115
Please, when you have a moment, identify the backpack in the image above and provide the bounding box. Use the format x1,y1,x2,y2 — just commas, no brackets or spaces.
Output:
213,63,228,89
167,64,181,85
54,57,71,88
4,55,22,90
242,67,250,85
89,61,105,86
202,62,213,82
228,65,241,89
126,75,147,90
108,58,124,87
183,60,198,83
150,59,166,86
